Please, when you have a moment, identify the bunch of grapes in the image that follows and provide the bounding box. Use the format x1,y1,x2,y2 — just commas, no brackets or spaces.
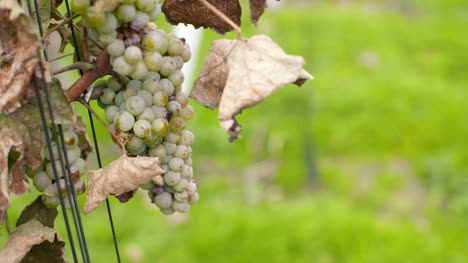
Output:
80,0,198,214
26,126,87,208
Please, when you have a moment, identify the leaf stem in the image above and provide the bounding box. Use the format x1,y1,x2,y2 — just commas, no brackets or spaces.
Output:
41,14,79,41
199,0,242,37
53,62,95,75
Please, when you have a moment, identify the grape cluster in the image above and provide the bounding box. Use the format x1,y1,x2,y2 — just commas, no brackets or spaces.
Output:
84,0,198,214
26,126,87,208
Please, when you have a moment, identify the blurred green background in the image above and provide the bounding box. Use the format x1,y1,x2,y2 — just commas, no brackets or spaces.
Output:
3,0,468,262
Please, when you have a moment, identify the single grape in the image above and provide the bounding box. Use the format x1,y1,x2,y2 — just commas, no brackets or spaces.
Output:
97,13,119,34
44,141,60,161
186,181,197,195
63,131,78,148
98,31,118,45
130,11,150,30
162,154,173,165
179,130,194,145
42,195,60,208
181,45,191,62
164,132,180,144
116,4,137,23
151,105,167,118
148,144,166,159
33,171,52,191
168,157,184,171
160,56,177,76
127,79,142,90
74,179,86,195
152,91,168,107
168,39,184,56
126,96,146,116
124,46,143,65
159,78,174,96
168,70,184,86
180,105,194,120
188,192,199,204
83,7,105,28
174,145,190,159
133,119,152,138
136,0,157,12
143,52,162,71
140,181,155,190
137,90,153,106
71,0,90,15
166,100,181,116
126,136,145,153
144,133,162,147
151,118,169,136
173,178,188,192
164,171,181,186
173,56,184,70
142,78,159,93
100,88,116,104
130,61,148,80
144,71,161,81
169,117,185,133
160,207,174,215
148,3,161,20
172,201,190,213
174,191,188,202
114,111,135,132
154,192,173,209
137,107,156,122
70,158,86,175
181,165,191,179
163,142,177,155
142,31,168,53
66,147,79,164
113,56,134,76
114,91,125,105
107,39,126,57
123,88,138,101
105,105,119,123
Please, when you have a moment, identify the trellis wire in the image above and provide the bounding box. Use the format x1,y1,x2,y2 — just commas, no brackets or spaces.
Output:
20,0,122,261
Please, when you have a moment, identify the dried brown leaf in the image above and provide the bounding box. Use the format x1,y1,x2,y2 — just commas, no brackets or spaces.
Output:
0,0,42,114
0,80,75,224
72,116,92,160
84,154,164,213
162,0,241,35
249,0,267,25
192,35,313,141
17,196,58,228
0,220,65,263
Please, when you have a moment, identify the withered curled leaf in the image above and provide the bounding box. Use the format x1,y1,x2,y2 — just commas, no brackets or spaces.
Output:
192,35,313,141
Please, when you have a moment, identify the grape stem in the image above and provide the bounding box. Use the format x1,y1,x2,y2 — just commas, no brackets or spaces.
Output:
53,61,95,75
77,98,127,152
3,211,11,236
41,14,79,42
199,0,242,38
48,53,75,62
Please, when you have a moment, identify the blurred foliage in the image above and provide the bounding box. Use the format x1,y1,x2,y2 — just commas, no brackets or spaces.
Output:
3,0,468,262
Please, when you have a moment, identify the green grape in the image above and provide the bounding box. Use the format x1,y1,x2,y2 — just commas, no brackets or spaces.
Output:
173,178,188,192
97,13,119,34
123,88,138,101
151,118,169,136
164,132,180,144
168,39,184,56
70,146,81,160
148,144,166,159
186,181,197,195
124,46,143,65
137,90,153,106
169,117,185,133
142,78,159,93
174,191,188,201
168,157,184,171
174,145,190,159
70,158,86,175
99,32,118,45
181,165,191,179
107,39,126,57
162,142,176,155
164,171,181,186
74,179,86,195
44,142,59,161
66,147,79,164
160,207,174,215
83,7,105,28
162,154,173,165
164,33,177,41
180,105,194,120
160,56,177,76
136,0,157,13
143,52,162,71
71,0,90,15
188,192,199,204
179,130,194,146
133,120,151,138
137,107,156,122
166,101,181,116
116,4,137,23
127,79,142,90
173,56,184,70
33,171,52,191
142,31,168,53
126,136,145,152
148,3,161,20
45,160,65,180
144,133,162,147
105,105,119,123
168,70,184,86
154,192,173,209
113,56,134,76
107,77,122,91
152,91,168,106
114,91,125,105
181,45,191,62
140,181,155,190
131,11,150,30
134,145,147,155
126,96,146,116
151,105,167,118
159,79,174,96
144,71,161,81
115,110,135,132
63,131,78,148
130,61,148,80
100,88,116,104
42,195,60,208
172,200,190,213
